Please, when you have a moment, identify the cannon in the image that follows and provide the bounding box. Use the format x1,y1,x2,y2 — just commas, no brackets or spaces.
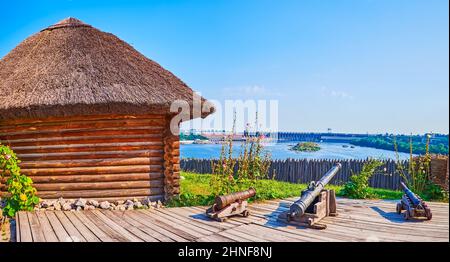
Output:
206,188,256,222
396,181,432,220
278,163,341,229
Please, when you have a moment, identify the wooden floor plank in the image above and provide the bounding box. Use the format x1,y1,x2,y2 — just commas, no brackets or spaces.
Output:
184,206,244,226
124,211,192,242
138,210,207,239
15,212,21,243
101,210,159,242
329,216,449,238
153,209,219,234
90,210,144,242
83,211,130,242
54,211,87,242
168,207,235,230
107,211,174,242
35,211,59,242
234,224,300,242
45,212,71,242
254,219,342,242
72,212,116,242
27,212,46,242
17,211,33,242
64,212,101,242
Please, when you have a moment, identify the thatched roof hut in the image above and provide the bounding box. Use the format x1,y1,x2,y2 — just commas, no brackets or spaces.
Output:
0,18,214,201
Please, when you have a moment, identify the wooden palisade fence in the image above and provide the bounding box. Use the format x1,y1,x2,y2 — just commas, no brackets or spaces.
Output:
181,158,409,190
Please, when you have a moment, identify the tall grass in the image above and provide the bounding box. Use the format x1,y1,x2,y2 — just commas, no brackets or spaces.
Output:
394,134,447,201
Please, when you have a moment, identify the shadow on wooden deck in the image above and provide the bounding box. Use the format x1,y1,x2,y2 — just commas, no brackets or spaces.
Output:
370,206,431,224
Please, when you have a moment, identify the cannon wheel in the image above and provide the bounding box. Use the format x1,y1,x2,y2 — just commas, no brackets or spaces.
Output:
404,210,411,220
426,211,432,220
242,210,250,217
396,203,402,214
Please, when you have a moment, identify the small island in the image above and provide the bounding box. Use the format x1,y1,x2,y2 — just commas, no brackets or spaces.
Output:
291,142,321,152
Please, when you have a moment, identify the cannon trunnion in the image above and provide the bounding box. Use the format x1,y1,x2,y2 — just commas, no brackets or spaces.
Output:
206,188,256,222
396,182,432,220
278,163,341,229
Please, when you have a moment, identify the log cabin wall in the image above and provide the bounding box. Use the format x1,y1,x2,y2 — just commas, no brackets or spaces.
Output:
0,114,176,202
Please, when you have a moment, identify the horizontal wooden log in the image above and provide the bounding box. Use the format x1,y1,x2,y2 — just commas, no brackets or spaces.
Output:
12,142,163,151
17,150,164,161
169,178,181,187
19,157,163,169
1,134,163,147
21,165,163,176
164,156,180,163
0,114,166,126
1,180,164,191
0,127,162,144
2,135,162,148
172,149,180,156
11,143,163,154
34,188,164,199
0,118,165,134
172,164,181,172
164,141,180,150
1,173,165,184
171,156,180,164
170,187,180,195
19,180,164,191
172,172,181,179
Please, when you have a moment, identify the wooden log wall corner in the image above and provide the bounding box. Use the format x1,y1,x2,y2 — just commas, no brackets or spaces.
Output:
163,115,181,200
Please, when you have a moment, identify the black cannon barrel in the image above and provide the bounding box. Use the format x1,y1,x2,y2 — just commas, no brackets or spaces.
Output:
400,181,421,207
289,163,342,217
214,188,256,210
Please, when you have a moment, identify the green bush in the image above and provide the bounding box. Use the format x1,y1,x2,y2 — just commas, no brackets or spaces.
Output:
422,182,449,202
0,144,39,217
341,159,384,199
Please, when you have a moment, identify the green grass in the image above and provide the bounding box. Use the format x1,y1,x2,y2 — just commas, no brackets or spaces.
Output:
166,172,404,207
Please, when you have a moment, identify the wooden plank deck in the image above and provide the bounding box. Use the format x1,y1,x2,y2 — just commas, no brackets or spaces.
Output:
15,198,449,242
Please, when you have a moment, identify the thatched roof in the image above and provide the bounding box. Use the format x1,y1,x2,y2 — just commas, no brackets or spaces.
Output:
0,18,214,121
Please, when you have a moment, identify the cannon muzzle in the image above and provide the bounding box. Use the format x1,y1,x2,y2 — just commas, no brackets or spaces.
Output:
400,181,421,207
214,188,256,210
289,163,341,218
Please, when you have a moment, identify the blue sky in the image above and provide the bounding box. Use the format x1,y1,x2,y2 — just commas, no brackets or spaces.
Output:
1,0,448,134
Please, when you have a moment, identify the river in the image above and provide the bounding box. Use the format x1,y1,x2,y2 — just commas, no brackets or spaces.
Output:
180,142,413,160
